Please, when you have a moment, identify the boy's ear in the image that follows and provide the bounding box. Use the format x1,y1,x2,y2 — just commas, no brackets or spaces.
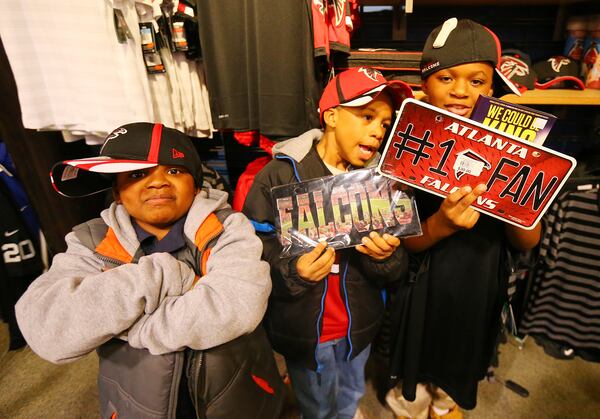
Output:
323,108,338,128
112,188,121,204
421,80,429,96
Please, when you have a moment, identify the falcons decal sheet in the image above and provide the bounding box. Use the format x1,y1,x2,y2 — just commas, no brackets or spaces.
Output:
377,99,577,230
271,168,422,257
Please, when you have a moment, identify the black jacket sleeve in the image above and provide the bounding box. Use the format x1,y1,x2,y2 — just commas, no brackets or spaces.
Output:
358,245,409,288
242,161,319,300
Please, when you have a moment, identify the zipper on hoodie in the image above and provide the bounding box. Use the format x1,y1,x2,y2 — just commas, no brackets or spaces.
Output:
340,259,354,361
95,254,126,268
200,224,223,253
186,349,205,419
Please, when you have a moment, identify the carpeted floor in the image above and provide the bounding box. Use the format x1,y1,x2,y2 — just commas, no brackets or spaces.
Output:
1,323,599,419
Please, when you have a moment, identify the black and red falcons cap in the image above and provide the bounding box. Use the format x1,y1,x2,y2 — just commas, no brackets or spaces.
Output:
50,122,203,198
499,49,537,93
533,56,585,90
420,18,521,96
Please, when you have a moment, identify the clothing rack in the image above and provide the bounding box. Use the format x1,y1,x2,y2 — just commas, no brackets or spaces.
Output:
519,185,600,362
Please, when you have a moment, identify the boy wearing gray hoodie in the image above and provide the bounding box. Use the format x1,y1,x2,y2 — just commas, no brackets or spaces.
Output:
16,122,283,418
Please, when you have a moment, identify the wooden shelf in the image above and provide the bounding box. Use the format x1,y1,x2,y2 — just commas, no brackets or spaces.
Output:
360,0,582,5
500,89,600,105
412,89,600,105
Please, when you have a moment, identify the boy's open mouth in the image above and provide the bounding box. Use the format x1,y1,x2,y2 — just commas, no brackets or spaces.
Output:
358,145,375,160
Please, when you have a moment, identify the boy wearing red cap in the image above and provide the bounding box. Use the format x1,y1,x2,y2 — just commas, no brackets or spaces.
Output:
243,67,412,418
385,18,541,419
16,123,283,418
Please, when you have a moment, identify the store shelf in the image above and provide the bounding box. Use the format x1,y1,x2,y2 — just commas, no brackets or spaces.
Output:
360,0,582,5
411,89,600,105
500,89,600,105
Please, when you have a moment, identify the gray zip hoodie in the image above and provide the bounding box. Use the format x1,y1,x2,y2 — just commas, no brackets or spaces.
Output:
16,189,271,364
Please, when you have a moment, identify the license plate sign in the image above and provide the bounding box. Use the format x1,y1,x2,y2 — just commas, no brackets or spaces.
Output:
377,99,577,229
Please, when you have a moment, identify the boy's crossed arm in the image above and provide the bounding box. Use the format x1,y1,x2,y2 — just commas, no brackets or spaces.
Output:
15,234,196,364
125,212,271,355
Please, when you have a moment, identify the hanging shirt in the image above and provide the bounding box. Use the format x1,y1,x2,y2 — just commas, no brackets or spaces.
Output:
0,0,214,142
196,0,322,137
311,0,359,59
0,141,41,238
0,0,153,137
521,189,600,352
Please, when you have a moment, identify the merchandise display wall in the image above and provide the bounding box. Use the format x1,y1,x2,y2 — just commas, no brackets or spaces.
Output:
0,0,598,358
0,37,106,255
0,1,599,417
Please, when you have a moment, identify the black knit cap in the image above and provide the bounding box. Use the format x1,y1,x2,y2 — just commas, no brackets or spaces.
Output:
420,18,521,96
50,123,203,198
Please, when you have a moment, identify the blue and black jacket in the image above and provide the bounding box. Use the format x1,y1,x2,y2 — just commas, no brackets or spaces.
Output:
242,129,408,370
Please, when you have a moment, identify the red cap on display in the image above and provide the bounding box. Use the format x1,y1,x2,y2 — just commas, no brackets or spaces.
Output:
50,122,203,197
318,67,413,125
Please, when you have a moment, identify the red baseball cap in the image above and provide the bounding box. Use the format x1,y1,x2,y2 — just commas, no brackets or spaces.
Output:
318,67,413,126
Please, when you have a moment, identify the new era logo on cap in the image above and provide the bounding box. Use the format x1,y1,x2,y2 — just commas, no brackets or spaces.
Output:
172,148,185,159
50,122,203,197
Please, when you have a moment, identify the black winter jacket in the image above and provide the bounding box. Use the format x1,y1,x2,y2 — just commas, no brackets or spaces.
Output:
243,129,408,370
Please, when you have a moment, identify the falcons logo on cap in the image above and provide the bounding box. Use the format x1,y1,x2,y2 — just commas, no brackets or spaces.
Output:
100,127,128,153
549,57,571,73
453,149,491,180
358,67,382,82
106,127,127,141
500,56,529,79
